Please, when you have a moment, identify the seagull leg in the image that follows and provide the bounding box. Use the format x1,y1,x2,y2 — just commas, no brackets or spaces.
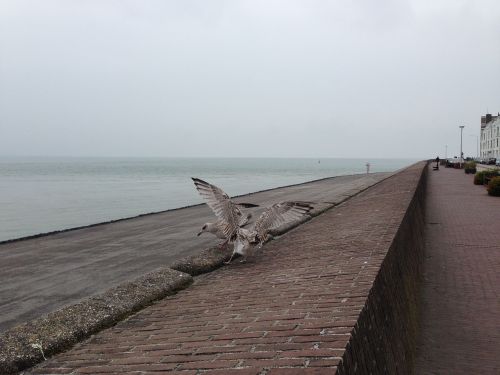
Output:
224,251,236,264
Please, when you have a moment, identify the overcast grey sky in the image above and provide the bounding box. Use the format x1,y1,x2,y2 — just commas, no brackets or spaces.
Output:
1,0,499,158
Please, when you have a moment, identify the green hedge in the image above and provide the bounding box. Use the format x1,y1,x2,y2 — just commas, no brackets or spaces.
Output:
474,170,499,185
487,176,500,196
464,161,477,174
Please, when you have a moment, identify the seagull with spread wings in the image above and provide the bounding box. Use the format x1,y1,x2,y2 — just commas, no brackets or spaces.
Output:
192,178,312,263
192,178,258,247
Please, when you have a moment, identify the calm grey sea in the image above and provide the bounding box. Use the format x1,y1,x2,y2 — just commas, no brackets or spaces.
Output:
0,157,417,242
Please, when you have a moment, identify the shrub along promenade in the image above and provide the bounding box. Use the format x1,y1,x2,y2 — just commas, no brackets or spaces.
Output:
16,162,428,374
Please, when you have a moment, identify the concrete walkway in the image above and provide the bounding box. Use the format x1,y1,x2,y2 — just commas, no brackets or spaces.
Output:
26,165,424,375
415,166,500,373
476,163,499,172
0,173,389,333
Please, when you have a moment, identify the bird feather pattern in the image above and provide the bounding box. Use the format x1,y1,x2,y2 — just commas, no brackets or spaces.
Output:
253,201,312,240
192,178,253,239
192,177,312,263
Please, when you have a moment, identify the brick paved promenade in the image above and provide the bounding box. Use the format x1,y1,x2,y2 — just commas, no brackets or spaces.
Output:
415,166,500,374
27,165,424,375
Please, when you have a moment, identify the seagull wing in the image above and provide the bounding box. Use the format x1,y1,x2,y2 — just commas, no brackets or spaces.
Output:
252,201,312,239
239,212,253,227
192,178,241,239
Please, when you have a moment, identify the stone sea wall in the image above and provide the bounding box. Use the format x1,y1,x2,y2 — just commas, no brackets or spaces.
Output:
336,163,427,374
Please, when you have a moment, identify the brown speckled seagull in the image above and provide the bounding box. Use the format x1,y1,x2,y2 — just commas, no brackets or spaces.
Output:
192,177,312,263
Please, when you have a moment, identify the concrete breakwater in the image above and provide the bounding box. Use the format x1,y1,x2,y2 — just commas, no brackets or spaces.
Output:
0,161,428,374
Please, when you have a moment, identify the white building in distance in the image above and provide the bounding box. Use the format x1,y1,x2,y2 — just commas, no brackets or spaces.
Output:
480,113,500,159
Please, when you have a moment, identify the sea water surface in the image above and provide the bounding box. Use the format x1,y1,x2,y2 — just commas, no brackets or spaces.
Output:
0,157,417,242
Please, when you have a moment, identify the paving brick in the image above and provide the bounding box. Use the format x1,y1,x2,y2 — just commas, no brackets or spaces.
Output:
291,335,350,343
177,360,239,370
76,365,129,373
156,354,214,363
202,369,261,375
131,343,180,352
253,343,311,352
217,351,277,360
267,368,337,374
241,358,306,368
309,358,342,367
193,345,253,355
279,349,344,358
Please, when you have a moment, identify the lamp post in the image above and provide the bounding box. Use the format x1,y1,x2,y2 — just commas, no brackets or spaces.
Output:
445,144,448,159
459,125,465,167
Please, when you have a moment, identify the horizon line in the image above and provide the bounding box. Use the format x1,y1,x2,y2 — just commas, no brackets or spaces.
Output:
0,155,423,160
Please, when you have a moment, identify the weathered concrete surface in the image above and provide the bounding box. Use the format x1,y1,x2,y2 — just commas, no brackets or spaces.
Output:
414,166,500,373
171,246,233,276
25,163,425,375
476,163,499,172
0,173,390,334
0,268,192,374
